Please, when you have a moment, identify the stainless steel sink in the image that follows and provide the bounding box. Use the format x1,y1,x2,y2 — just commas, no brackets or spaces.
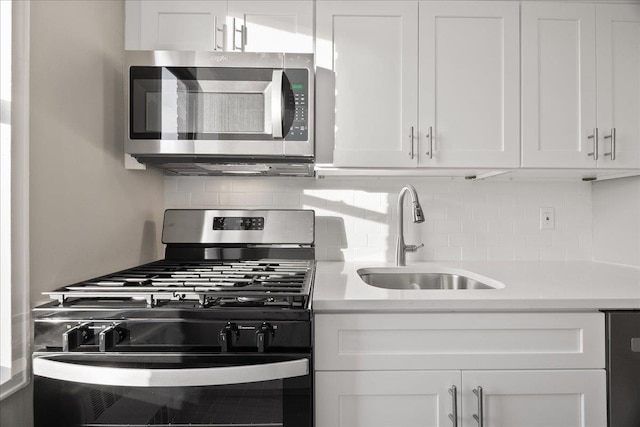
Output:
357,268,504,290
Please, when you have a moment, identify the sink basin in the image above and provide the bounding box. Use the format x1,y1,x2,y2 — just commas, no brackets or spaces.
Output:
357,267,504,290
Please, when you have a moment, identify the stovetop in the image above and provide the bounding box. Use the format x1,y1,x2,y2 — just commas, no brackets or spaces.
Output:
43,259,315,309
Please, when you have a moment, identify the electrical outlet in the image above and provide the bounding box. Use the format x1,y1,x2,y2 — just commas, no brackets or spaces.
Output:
540,207,555,230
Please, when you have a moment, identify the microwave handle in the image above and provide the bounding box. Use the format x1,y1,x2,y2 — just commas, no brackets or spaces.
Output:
33,356,308,388
271,70,284,138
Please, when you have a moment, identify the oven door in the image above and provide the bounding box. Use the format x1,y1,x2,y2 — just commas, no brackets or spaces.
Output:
33,353,311,427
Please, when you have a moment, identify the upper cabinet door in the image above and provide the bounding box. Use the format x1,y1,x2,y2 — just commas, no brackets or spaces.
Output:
226,1,313,53
522,2,597,168
419,2,520,168
596,4,640,170
316,1,419,167
138,1,228,51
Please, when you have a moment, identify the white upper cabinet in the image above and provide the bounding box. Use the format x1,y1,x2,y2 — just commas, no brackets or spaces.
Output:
227,1,313,53
127,0,313,53
522,2,597,168
316,1,419,167
596,4,640,169
317,1,519,169
137,1,228,51
522,2,640,170
419,2,520,168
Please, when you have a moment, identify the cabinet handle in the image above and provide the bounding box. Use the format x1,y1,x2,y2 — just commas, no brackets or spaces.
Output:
587,128,599,160
215,17,226,51
604,128,616,161
232,18,245,51
425,126,433,159
448,385,458,427
472,386,484,427
409,126,415,159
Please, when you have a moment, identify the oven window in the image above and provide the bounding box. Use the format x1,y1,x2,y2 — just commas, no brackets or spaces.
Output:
34,354,311,427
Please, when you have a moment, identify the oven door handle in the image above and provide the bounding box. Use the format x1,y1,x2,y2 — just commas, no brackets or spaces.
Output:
33,357,309,387
271,69,284,139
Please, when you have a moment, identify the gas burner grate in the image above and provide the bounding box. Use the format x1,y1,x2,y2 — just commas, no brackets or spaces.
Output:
45,260,314,308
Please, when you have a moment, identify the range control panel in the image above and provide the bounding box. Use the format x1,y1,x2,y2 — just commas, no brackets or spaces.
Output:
213,217,265,231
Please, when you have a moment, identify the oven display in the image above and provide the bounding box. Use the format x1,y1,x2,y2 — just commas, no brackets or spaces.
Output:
213,217,264,230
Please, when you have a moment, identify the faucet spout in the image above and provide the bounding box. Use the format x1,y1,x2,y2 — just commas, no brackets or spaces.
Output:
395,185,425,266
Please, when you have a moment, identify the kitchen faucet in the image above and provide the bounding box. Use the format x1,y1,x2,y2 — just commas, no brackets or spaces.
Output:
395,185,425,266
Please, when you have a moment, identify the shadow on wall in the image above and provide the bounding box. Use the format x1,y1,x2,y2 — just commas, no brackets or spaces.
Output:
319,216,348,261
140,220,158,263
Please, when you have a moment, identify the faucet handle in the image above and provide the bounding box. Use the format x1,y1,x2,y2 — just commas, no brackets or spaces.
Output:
405,243,424,253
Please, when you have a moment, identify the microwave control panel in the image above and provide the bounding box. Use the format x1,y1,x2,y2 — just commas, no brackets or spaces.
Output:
284,69,309,142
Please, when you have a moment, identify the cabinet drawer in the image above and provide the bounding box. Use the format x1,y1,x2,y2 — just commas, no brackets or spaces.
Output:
315,312,604,370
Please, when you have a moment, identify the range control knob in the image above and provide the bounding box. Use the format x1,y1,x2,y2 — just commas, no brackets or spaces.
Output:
62,322,94,352
219,322,239,352
256,322,274,353
99,323,128,352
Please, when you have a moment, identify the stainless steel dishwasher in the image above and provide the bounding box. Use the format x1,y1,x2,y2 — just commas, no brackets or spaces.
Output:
605,310,640,427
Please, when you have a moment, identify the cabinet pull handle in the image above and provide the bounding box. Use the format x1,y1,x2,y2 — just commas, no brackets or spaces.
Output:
425,126,433,159
215,17,226,51
587,128,599,160
409,126,415,159
232,18,245,51
604,128,616,161
472,386,484,427
448,385,458,427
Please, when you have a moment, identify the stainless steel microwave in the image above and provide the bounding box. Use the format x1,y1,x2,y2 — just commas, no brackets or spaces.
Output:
125,51,314,176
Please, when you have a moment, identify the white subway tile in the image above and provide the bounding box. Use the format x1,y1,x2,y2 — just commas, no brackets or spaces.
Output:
514,247,539,261
539,247,566,261
434,246,462,261
462,247,488,261
244,193,275,206
190,192,219,207
422,233,449,249
176,177,205,193
449,232,476,248
472,206,499,221
219,193,248,206
204,178,232,192
273,192,301,207
487,247,514,261
164,176,178,192
487,219,514,233
462,219,487,233
434,219,462,233
165,192,191,208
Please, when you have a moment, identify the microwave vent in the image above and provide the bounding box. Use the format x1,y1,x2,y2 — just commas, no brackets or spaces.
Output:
152,162,314,177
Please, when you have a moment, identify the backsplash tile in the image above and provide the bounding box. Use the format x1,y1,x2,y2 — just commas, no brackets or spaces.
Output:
165,176,594,262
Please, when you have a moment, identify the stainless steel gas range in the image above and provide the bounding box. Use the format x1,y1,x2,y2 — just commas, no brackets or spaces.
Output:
32,209,315,427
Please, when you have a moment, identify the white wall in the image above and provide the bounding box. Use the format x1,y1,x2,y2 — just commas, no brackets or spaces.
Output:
592,176,640,268
167,176,593,263
29,0,165,306
3,1,164,424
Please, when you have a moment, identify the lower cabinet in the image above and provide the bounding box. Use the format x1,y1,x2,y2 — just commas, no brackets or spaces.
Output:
315,312,607,427
316,369,606,427
316,370,458,427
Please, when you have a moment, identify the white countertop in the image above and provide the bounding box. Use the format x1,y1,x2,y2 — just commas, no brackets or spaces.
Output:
312,261,640,312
